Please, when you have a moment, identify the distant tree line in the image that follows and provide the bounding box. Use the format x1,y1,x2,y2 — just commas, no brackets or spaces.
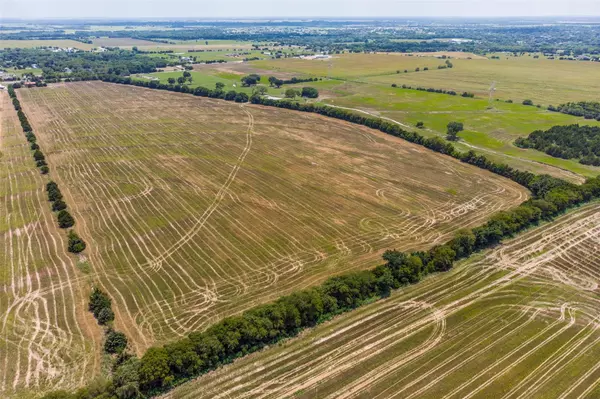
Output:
9,84,87,254
268,76,319,87
390,83,474,98
515,124,600,166
548,101,600,121
39,74,600,399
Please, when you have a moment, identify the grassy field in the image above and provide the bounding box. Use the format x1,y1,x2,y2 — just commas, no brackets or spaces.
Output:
91,37,163,47
251,53,452,79
364,54,600,106
167,202,600,399
0,40,95,50
16,81,526,363
245,53,600,180
0,92,99,398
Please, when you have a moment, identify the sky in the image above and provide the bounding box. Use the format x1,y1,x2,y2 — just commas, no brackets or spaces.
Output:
1,0,600,19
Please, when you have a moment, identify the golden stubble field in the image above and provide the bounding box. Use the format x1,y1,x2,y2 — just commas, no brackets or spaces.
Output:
7,81,527,396
167,203,600,399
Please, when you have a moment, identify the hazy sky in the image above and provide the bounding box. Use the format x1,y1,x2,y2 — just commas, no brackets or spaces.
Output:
1,0,600,19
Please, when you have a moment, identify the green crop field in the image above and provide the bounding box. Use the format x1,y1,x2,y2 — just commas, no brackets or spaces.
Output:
168,202,600,399
4,81,528,397
247,53,600,180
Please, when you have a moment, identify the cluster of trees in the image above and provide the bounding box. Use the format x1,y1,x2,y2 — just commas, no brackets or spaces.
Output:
10,84,88,253
241,74,261,86
284,87,319,99
167,71,192,86
268,76,319,87
0,48,169,81
8,85,48,174
548,101,600,121
46,181,77,229
515,124,600,166
390,83,474,99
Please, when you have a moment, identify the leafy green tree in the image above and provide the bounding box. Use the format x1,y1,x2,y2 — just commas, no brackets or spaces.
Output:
446,121,464,141
167,77,175,85
252,86,268,96
139,347,172,390
89,288,111,317
97,307,115,325
301,87,319,98
104,330,128,354
52,199,67,212
176,76,185,85
522,99,534,106
428,245,456,272
57,210,75,228
416,121,424,128
33,149,45,162
113,358,142,399
40,165,49,174
67,230,86,253
285,88,300,99
215,82,225,91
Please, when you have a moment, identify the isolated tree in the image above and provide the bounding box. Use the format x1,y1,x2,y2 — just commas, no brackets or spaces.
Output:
301,87,319,98
176,76,185,85
167,77,176,85
446,121,464,141
522,99,534,106
40,165,49,175
252,86,268,96
182,71,191,78
285,88,300,99
241,74,260,86
416,121,424,128
215,82,225,91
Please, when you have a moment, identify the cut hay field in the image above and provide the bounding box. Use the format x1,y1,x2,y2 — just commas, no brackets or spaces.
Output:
363,54,600,106
16,81,527,364
166,202,600,399
0,92,99,398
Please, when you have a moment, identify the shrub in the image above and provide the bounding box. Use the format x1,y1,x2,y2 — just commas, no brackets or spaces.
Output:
522,99,534,106
57,210,75,228
40,166,49,174
33,149,45,162
67,230,86,253
89,288,111,318
301,87,319,98
52,199,67,211
30,142,39,150
416,121,424,128
104,330,128,354
97,307,115,325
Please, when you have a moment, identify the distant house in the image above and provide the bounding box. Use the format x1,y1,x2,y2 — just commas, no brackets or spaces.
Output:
0,85,6,90
24,81,36,88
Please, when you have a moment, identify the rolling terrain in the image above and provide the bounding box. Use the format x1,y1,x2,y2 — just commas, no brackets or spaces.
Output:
15,81,527,361
167,202,600,399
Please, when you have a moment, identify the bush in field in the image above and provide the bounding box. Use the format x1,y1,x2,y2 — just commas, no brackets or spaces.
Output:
522,99,534,106
57,210,75,228
52,199,67,211
40,165,49,174
33,149,45,162
104,330,128,354
97,307,115,325
446,121,464,141
67,230,86,253
301,87,319,98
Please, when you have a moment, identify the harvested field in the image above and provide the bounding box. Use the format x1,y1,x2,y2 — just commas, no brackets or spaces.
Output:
0,39,95,50
17,81,527,356
166,203,600,399
0,92,98,398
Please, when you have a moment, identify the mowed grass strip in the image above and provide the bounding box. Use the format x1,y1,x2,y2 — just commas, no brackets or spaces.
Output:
18,81,527,355
167,203,600,399
0,91,99,398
